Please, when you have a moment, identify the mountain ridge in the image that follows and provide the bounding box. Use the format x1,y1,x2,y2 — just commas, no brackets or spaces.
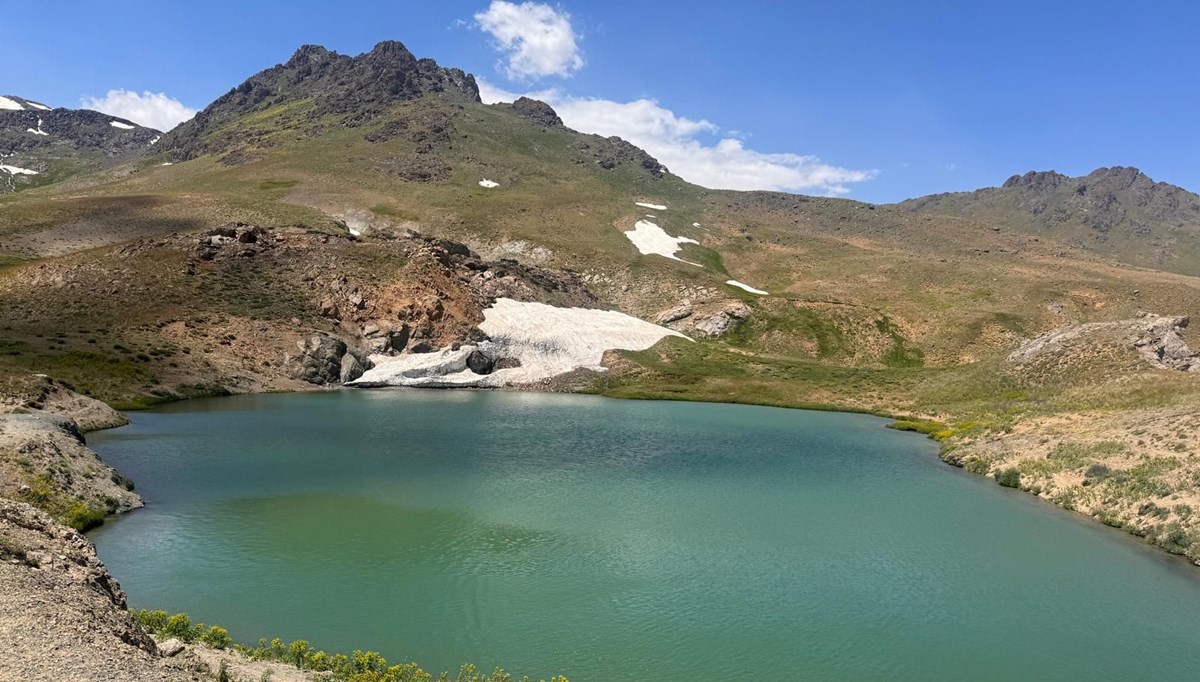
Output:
899,165,1200,274
0,95,159,192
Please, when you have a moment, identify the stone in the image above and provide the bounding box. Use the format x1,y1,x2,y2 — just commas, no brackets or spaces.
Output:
466,350,494,375
511,97,563,127
339,353,366,384
158,639,185,657
654,305,693,324
693,302,752,337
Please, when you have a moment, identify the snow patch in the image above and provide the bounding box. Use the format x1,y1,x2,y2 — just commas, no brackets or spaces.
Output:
25,100,50,111
623,219,701,265
692,222,701,228
635,201,667,210
478,179,500,188
149,135,161,145
726,280,768,295
26,118,47,136
160,162,173,166
0,96,23,111
351,298,689,388
0,165,39,175
109,120,135,130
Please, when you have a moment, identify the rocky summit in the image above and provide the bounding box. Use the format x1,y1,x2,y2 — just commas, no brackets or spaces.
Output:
158,40,480,161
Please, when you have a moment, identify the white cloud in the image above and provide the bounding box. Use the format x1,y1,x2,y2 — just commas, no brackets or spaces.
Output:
475,1,583,80
79,90,197,132
479,80,876,195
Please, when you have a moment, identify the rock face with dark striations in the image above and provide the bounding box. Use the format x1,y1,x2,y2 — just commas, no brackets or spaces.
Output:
510,97,563,127
159,41,480,161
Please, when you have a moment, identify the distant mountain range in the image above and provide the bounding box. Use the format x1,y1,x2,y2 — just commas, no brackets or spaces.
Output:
0,94,159,190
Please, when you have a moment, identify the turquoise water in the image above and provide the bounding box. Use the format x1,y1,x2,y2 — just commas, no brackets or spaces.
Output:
89,390,1200,680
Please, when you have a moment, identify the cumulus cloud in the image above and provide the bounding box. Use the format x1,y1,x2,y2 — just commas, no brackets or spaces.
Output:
479,81,876,195
79,90,197,132
475,1,583,80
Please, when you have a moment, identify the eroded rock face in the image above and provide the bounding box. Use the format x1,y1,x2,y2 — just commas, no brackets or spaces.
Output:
291,335,349,385
654,305,693,325
1008,314,1200,371
693,302,752,337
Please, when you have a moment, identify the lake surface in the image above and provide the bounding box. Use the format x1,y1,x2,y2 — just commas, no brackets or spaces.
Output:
90,391,1200,680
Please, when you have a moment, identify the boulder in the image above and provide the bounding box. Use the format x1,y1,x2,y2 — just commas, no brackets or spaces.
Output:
466,350,495,375
339,353,366,383
654,305,693,324
157,639,185,657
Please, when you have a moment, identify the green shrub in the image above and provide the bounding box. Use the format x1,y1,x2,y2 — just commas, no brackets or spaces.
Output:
132,609,169,633
201,625,233,650
994,468,1021,488
64,501,106,532
162,613,195,641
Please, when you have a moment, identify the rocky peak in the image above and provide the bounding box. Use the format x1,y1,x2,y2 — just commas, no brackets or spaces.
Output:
511,97,563,127
159,40,480,160
1002,170,1067,190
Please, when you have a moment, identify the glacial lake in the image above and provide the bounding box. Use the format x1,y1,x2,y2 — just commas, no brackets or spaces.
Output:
89,390,1200,680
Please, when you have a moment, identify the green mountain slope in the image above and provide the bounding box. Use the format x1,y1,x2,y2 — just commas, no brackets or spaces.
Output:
900,166,1200,275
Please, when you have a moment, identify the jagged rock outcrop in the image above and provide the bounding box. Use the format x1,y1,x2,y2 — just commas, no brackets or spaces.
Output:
1008,314,1199,372
511,97,563,127
159,41,479,161
0,499,177,680
575,136,668,177
290,334,366,386
0,374,127,431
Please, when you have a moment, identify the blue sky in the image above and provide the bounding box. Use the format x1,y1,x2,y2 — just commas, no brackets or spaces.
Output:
2,0,1197,202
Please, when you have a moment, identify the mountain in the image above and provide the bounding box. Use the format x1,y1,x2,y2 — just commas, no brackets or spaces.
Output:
0,94,160,192
899,166,1200,275
0,39,1198,571
158,41,479,162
